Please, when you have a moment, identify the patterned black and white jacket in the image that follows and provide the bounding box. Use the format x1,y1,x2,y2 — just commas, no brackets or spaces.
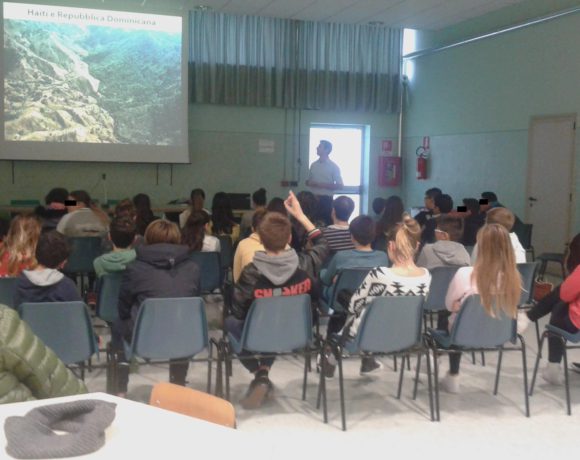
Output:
344,266,431,340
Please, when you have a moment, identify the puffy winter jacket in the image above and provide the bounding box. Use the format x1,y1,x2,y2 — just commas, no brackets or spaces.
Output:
0,305,87,404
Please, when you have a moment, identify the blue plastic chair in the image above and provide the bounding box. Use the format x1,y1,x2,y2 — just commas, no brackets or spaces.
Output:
95,273,123,324
320,267,373,316
423,266,460,328
319,296,432,430
190,252,222,294
0,277,18,309
63,237,103,292
530,325,580,415
216,235,234,271
109,297,213,393
219,294,314,403
517,262,540,346
18,301,97,379
427,295,529,420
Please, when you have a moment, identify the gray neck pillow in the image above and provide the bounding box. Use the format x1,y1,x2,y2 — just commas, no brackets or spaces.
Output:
4,399,116,459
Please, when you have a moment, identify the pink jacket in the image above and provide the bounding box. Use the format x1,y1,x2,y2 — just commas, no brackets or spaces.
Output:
560,265,580,329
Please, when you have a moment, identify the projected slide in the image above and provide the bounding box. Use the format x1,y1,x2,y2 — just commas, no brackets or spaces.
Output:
3,3,183,146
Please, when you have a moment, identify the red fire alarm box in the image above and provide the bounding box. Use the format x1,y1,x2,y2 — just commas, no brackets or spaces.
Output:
378,156,401,187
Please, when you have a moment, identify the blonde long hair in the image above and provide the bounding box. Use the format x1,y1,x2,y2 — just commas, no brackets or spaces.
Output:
473,223,521,318
0,214,41,275
385,213,421,264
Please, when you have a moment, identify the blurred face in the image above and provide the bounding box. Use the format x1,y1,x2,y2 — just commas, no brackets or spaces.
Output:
316,142,329,157
424,195,435,210
65,196,82,213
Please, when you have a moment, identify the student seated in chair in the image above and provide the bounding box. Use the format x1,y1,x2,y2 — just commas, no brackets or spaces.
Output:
416,215,470,270
320,215,389,311
518,233,580,384
112,220,200,398
227,191,329,410
470,207,526,264
322,196,356,255
441,224,521,393
329,214,430,377
14,231,81,307
93,216,137,278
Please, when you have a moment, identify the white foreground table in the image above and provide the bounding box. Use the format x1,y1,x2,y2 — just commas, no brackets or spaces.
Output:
0,392,251,459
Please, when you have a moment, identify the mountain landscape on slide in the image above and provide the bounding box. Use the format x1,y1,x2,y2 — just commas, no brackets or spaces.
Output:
4,20,182,145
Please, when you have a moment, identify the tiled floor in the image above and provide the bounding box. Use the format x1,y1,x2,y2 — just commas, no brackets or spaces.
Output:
84,284,580,456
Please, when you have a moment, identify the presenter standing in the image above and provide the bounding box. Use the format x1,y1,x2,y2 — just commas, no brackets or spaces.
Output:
306,140,343,225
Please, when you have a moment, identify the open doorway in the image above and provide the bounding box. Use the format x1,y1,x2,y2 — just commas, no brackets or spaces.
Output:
308,124,367,220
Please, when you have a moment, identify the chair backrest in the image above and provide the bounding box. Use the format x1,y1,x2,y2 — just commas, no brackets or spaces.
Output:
63,237,103,274
515,223,533,250
217,235,234,269
190,252,222,293
150,382,236,428
0,277,18,309
423,266,460,312
354,296,424,353
131,297,208,360
517,262,539,305
450,295,515,348
96,273,123,323
18,301,97,364
241,294,312,353
329,267,373,314
464,245,475,257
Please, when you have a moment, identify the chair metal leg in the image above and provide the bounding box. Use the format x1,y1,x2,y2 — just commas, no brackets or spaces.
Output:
223,343,231,402
480,351,486,366
562,338,571,415
471,351,476,364
519,334,530,417
412,353,422,400
337,346,346,431
206,341,213,394
406,355,411,371
425,349,435,422
529,331,547,395
535,321,541,354
494,348,503,395
397,354,406,399
393,355,397,372
319,352,328,423
302,349,309,401
432,346,440,421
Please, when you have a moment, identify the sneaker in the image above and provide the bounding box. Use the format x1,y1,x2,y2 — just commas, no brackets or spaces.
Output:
360,356,383,375
516,311,531,335
317,348,337,379
542,362,564,385
240,376,271,410
439,372,460,394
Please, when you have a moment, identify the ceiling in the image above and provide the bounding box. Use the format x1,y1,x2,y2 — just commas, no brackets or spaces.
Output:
170,0,529,30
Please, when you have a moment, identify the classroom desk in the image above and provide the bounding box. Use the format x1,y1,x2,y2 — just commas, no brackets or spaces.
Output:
0,392,251,459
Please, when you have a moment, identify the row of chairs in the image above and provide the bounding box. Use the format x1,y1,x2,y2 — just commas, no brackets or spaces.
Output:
9,289,580,431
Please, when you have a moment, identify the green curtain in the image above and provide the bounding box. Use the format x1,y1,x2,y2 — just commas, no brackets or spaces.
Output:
189,12,402,113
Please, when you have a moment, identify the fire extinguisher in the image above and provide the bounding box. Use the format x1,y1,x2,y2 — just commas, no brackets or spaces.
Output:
416,146,429,180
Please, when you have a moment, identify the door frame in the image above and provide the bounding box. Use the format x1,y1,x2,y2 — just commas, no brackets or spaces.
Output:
525,114,577,245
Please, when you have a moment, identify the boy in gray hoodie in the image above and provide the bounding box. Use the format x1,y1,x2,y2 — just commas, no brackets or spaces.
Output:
227,191,329,410
416,215,470,270
15,231,81,307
